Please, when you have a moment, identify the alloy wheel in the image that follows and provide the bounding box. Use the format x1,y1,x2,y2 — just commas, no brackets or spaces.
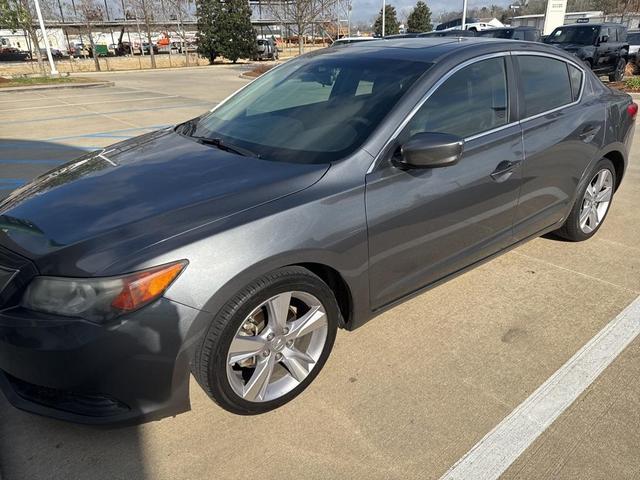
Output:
579,169,613,234
226,291,328,402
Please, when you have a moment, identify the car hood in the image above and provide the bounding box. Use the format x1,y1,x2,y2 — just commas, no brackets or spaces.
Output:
0,129,329,267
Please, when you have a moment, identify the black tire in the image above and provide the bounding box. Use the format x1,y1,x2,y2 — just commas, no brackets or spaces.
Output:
555,158,616,241
609,58,626,82
192,266,340,415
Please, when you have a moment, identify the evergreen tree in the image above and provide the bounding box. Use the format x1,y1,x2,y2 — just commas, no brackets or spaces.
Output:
407,1,432,33
196,0,256,64
373,4,400,36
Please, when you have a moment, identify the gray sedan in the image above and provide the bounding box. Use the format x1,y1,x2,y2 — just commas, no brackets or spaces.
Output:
0,38,635,424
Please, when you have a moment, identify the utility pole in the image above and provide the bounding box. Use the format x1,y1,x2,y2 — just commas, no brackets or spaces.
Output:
382,0,385,36
33,0,58,75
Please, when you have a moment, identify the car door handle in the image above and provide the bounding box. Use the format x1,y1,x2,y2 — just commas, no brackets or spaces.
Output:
491,160,521,181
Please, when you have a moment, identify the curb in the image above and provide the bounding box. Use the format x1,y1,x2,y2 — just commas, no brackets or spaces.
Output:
0,81,114,92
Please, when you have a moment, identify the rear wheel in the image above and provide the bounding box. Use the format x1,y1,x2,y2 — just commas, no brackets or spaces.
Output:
555,158,616,241
609,58,626,82
193,266,339,415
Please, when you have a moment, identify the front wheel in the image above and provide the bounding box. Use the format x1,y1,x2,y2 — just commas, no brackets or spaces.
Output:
609,58,626,82
193,266,339,415
555,158,616,241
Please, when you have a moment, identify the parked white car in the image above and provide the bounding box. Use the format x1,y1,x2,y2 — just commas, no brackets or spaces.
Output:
435,17,504,32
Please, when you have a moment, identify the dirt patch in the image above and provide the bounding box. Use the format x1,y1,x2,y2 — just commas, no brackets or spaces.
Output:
243,64,274,78
608,78,640,93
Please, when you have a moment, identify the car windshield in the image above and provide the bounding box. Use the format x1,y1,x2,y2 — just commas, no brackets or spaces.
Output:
628,32,640,44
546,26,599,45
190,54,431,163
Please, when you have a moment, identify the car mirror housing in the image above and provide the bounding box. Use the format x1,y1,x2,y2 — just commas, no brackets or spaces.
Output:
599,34,609,44
395,132,464,169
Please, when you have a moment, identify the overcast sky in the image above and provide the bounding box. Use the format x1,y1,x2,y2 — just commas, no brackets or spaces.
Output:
349,0,513,24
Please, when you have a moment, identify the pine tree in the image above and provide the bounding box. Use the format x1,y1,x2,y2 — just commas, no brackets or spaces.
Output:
197,0,256,64
407,1,433,33
373,4,400,36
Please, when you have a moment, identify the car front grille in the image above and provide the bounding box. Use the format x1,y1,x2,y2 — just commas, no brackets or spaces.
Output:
5,373,131,418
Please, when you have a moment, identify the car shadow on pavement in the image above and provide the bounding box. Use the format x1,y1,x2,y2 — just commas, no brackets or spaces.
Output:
0,140,149,480
0,139,94,200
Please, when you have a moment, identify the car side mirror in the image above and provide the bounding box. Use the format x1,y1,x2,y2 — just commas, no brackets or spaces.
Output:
395,132,464,169
599,34,609,44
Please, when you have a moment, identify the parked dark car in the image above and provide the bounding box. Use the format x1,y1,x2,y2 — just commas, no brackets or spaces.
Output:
254,38,279,60
140,42,159,55
39,47,67,59
544,23,629,81
419,30,476,37
330,36,379,46
0,38,635,425
627,30,640,73
476,26,541,41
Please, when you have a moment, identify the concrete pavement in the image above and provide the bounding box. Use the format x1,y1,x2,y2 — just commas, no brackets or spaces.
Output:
0,65,639,480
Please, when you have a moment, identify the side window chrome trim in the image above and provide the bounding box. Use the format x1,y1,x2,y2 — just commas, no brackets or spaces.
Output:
366,50,585,174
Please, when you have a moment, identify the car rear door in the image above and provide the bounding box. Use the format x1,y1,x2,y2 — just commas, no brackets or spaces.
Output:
513,53,605,240
365,54,523,309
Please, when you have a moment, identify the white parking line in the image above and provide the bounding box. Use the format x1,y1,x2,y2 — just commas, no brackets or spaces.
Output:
440,295,640,480
2,95,180,112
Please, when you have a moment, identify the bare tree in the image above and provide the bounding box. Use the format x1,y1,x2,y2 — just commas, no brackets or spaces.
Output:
266,0,337,54
132,0,157,68
77,0,104,70
167,0,190,66
0,0,47,73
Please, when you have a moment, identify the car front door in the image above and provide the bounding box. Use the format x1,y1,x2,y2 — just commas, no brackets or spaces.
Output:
365,54,523,309
513,53,605,240
597,27,615,71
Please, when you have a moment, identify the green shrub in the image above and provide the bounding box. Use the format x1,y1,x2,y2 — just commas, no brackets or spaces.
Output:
624,76,640,90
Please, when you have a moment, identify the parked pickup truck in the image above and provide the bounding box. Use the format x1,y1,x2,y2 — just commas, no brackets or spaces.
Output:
544,23,629,81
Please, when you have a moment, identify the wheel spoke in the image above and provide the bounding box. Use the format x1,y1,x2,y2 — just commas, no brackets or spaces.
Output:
589,207,599,227
266,292,292,332
596,186,612,203
243,354,276,401
579,207,590,228
595,170,606,191
228,335,267,365
287,306,327,340
281,347,315,382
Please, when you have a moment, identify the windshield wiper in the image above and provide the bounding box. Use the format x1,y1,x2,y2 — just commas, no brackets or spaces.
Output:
194,136,260,158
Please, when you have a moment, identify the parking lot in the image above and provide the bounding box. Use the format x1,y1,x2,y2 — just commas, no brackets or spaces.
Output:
1,65,640,480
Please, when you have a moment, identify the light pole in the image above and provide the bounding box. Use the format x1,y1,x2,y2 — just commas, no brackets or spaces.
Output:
382,0,385,36
33,0,58,75
461,0,467,30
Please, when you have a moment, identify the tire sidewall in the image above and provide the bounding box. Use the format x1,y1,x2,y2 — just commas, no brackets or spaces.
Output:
207,270,339,415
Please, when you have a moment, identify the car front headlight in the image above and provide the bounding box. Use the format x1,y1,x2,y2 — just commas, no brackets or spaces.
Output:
21,260,187,322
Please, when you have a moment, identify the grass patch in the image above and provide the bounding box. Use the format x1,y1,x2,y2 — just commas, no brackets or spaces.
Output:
624,76,640,91
0,76,95,88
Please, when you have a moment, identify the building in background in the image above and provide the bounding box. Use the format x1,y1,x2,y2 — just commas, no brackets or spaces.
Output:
512,11,640,31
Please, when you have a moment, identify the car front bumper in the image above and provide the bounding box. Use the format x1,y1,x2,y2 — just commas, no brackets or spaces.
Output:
0,297,205,426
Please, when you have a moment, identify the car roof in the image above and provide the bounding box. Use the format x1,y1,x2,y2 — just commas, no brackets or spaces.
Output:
556,22,624,28
325,37,568,63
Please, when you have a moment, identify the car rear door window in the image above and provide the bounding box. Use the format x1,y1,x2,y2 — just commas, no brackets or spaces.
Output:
403,56,509,139
517,55,573,117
